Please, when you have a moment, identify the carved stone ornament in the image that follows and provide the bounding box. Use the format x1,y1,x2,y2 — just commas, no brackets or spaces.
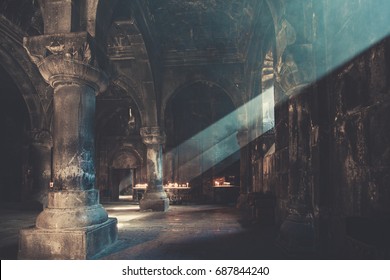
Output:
140,127,166,145
23,32,107,93
24,32,95,65
277,51,303,93
275,43,313,95
30,129,53,147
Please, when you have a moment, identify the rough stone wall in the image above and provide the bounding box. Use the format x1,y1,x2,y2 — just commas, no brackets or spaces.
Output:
322,38,390,257
250,130,276,193
308,0,390,258
272,100,290,225
266,0,390,257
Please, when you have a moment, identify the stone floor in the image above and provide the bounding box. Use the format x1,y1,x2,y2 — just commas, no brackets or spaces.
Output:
0,201,285,260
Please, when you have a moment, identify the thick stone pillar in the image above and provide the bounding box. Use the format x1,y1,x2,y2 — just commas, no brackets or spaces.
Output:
236,129,251,209
278,85,315,255
19,32,117,259
30,130,52,208
139,127,169,211
276,43,316,256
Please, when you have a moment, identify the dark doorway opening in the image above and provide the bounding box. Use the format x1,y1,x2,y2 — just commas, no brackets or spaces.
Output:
110,168,135,201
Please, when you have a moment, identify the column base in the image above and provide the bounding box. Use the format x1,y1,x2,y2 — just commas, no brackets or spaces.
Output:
277,213,316,257
18,218,117,259
139,191,169,211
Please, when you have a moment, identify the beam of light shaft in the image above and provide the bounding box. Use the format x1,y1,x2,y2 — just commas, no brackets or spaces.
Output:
175,129,239,180
320,0,390,75
276,1,390,105
168,87,274,182
166,1,390,183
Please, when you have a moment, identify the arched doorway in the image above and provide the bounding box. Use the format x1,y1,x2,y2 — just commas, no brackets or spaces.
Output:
110,149,141,201
95,85,144,202
164,81,240,202
0,65,31,206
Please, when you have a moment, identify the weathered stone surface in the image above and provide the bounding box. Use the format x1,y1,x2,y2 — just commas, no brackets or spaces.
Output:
19,218,117,260
140,127,166,146
18,29,117,259
140,127,169,211
236,129,251,210
39,0,72,34
0,0,388,260
29,129,52,208
23,32,107,93
36,204,108,229
139,193,170,212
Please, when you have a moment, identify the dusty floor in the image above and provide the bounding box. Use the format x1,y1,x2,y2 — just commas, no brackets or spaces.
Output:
0,202,285,260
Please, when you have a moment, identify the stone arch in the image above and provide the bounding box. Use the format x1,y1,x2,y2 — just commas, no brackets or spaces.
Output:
95,78,144,138
265,0,283,42
0,22,47,131
0,16,52,207
102,1,159,128
244,1,277,136
270,1,315,97
247,15,276,100
163,79,240,200
110,76,147,127
110,147,143,170
162,77,243,124
107,146,143,199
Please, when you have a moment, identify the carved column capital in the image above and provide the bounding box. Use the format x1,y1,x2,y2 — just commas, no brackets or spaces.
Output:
140,127,166,146
23,32,108,93
30,129,53,147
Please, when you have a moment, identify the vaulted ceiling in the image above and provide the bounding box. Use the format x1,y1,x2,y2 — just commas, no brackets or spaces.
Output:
0,0,275,68
147,0,253,52
110,0,273,67
144,0,272,65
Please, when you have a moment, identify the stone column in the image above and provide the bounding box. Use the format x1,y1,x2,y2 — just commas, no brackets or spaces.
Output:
276,43,316,255
139,127,169,211
19,32,117,259
236,129,251,209
30,129,52,208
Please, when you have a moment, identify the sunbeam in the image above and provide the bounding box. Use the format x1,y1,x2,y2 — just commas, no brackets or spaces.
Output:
167,0,390,183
